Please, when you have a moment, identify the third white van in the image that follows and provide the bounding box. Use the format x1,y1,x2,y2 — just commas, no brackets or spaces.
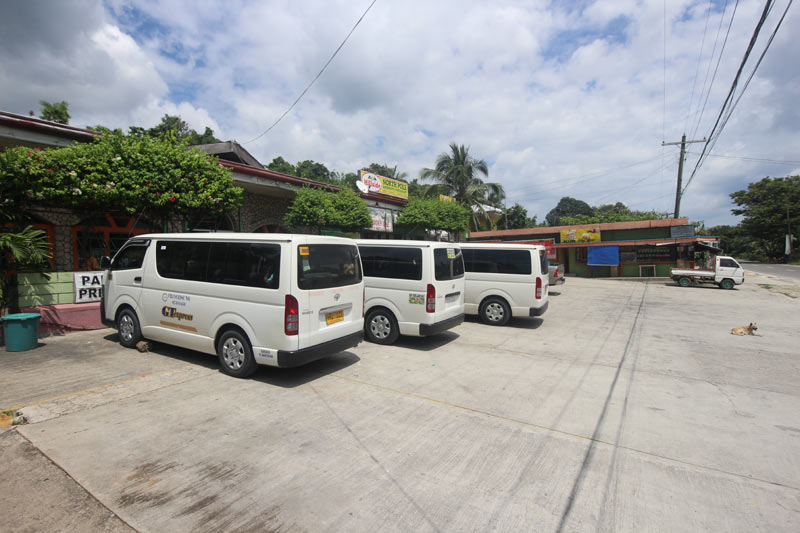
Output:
460,242,549,326
356,240,465,344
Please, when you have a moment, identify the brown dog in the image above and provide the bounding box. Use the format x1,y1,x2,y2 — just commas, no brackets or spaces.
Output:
731,323,759,336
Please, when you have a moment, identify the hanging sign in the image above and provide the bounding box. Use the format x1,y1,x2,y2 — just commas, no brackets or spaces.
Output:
74,271,104,303
357,171,409,199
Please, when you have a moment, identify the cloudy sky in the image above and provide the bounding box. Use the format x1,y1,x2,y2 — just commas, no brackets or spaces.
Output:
1,0,798,226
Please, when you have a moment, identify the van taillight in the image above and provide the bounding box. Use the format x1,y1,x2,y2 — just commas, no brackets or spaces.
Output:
426,284,436,313
285,294,299,335
555,267,559,278
536,277,543,299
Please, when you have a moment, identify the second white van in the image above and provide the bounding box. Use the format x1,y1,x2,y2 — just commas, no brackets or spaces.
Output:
101,233,364,377
356,240,465,344
460,243,549,326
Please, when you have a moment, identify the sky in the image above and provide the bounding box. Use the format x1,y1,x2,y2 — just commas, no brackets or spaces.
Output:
1,0,798,227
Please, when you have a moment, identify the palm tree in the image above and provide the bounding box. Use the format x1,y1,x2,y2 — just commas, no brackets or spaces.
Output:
419,142,504,230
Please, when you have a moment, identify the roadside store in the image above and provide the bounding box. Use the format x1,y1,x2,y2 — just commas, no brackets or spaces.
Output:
468,218,720,278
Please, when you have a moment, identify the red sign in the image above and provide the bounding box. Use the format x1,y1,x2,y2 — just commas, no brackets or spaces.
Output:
520,239,556,260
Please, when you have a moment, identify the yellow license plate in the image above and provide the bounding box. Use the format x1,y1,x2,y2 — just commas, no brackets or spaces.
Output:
326,310,344,325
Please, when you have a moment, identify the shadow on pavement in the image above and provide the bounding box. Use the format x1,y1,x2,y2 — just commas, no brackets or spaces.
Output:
251,352,361,388
463,315,543,330
392,331,459,352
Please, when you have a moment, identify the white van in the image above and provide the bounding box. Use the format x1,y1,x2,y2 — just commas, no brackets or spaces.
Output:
356,240,465,344
460,243,549,326
100,234,364,377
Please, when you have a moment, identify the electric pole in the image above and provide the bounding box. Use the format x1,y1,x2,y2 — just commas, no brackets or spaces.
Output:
662,134,706,218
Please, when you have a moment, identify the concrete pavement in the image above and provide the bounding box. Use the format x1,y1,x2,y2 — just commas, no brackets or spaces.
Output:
2,275,799,531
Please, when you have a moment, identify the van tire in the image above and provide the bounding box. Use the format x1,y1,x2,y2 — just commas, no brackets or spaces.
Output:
217,329,258,378
117,308,143,348
479,297,511,326
678,277,691,287
365,308,399,345
720,278,734,290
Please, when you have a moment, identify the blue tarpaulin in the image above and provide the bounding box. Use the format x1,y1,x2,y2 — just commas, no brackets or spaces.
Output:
588,245,619,266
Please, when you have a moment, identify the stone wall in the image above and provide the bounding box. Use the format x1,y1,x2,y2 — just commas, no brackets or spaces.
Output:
240,194,293,232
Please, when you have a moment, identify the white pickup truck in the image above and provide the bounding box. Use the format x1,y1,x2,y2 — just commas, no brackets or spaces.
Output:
670,255,744,289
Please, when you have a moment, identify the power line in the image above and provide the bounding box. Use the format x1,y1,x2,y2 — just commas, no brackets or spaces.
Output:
243,0,379,145
684,0,714,134
682,0,782,194
686,151,800,165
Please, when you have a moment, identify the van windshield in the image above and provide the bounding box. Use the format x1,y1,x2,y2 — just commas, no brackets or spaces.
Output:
297,244,362,290
434,247,465,280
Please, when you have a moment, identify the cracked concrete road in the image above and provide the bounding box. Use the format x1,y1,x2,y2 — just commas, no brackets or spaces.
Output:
1,276,799,532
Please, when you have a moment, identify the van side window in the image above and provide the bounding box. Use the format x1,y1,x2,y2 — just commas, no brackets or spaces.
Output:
360,246,422,280
463,249,531,275
111,243,148,271
719,258,739,268
434,248,465,280
157,241,280,288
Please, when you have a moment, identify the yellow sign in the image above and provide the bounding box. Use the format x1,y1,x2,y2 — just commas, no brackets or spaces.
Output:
439,194,454,203
561,228,602,243
299,246,310,256
359,170,409,199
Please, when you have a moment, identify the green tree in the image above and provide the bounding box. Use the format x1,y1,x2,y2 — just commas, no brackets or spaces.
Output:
395,198,470,235
730,175,800,261
0,129,242,232
132,115,221,144
545,197,593,226
330,171,360,190
419,142,504,231
703,225,760,259
295,160,332,183
364,163,408,180
0,220,52,313
39,100,70,124
267,156,297,175
498,203,529,229
283,187,371,233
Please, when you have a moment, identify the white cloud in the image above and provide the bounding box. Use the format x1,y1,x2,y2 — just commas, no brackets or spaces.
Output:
2,0,797,226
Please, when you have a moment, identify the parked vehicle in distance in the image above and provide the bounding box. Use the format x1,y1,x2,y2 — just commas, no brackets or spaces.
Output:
460,243,549,326
670,255,744,289
356,240,465,345
548,263,565,286
101,233,364,377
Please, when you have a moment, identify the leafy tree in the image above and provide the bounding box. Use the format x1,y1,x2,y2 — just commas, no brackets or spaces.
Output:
295,160,331,183
364,163,408,180
267,156,297,175
395,198,470,235
283,187,370,233
730,175,800,260
0,219,52,312
703,225,760,259
498,203,529,229
330,171,360,190
39,100,70,124
419,142,504,231
545,197,593,226
130,115,221,145
0,128,242,231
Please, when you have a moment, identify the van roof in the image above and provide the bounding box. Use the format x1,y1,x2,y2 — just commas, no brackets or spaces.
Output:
128,233,357,245
355,239,460,248
460,242,545,251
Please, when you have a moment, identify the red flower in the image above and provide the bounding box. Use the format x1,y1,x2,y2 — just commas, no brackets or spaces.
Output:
35,147,42,152
170,195,176,202
27,151,32,156
48,168,54,173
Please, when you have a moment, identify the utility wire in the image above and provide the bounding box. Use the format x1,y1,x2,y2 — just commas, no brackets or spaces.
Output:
243,0,378,145
682,0,778,194
685,151,800,165
684,0,714,134
690,0,736,141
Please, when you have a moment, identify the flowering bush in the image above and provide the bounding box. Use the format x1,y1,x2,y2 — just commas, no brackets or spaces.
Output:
0,129,243,221
284,187,371,231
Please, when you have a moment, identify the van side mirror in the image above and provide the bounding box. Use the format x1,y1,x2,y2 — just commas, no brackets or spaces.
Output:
100,256,112,269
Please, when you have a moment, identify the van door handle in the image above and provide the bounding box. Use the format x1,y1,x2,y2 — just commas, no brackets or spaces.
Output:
134,276,142,283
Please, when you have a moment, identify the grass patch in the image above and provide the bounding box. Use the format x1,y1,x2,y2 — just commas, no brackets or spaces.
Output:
758,284,773,290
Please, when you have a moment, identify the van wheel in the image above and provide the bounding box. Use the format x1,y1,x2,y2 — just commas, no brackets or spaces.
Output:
720,279,734,290
217,330,258,378
678,277,691,287
365,308,399,345
480,297,511,326
117,308,142,348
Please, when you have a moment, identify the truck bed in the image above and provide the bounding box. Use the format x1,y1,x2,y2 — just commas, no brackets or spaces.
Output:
670,268,715,277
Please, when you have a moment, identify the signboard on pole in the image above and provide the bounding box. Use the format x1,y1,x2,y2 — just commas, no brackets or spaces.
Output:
357,171,409,200
560,228,601,243
369,207,394,232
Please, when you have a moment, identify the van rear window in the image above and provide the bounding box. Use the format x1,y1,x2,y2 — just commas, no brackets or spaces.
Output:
434,247,464,280
297,244,362,290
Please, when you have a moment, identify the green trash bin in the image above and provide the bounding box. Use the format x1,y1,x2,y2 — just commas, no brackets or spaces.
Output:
1,312,42,352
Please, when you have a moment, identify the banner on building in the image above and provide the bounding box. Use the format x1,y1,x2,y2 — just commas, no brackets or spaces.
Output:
561,228,601,243
587,246,619,266
369,207,394,232
357,171,409,199
74,271,104,303
520,239,556,260
670,225,695,238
